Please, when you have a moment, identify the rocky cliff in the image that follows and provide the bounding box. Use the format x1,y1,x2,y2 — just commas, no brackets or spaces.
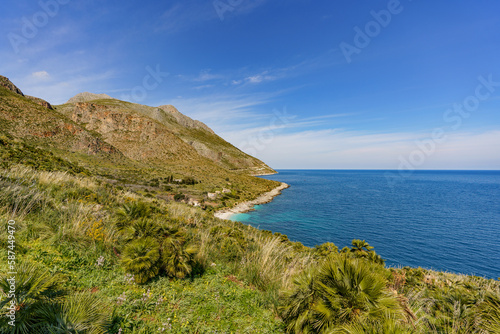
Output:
56,95,276,175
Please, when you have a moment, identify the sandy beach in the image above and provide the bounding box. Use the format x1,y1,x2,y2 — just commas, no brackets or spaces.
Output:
214,182,289,220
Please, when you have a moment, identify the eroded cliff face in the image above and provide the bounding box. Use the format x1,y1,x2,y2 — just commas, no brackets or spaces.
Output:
69,102,203,163
65,101,276,174
0,88,118,156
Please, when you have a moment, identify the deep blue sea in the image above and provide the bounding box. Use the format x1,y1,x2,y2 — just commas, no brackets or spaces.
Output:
231,170,500,279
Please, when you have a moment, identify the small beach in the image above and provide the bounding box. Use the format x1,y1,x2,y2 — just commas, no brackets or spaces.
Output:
214,182,289,220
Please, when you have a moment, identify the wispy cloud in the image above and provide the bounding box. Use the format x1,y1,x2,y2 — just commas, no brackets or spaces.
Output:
21,70,116,104
156,2,217,34
193,69,225,82
218,124,500,170
31,71,51,81
159,92,277,131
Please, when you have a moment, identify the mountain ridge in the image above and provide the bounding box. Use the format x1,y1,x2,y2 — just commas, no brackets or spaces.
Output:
0,75,278,208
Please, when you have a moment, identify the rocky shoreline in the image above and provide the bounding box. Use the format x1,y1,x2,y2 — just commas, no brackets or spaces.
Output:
214,182,290,220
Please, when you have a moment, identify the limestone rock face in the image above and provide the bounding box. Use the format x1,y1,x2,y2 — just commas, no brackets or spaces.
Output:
0,79,120,157
68,102,202,163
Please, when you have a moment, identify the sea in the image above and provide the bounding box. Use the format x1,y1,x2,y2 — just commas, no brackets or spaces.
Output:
231,170,500,279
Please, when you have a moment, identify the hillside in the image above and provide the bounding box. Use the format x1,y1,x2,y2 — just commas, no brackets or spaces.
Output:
58,91,274,175
0,75,278,209
1,165,499,333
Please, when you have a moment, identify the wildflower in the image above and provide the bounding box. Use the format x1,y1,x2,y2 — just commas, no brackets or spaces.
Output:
116,292,127,305
96,256,105,267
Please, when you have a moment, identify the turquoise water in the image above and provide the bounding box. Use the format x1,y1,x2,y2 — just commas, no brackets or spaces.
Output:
231,170,500,279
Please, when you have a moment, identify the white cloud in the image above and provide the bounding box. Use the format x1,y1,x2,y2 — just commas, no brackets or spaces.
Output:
218,126,500,170
157,90,284,132
246,73,275,84
21,71,116,105
194,70,225,82
31,71,50,80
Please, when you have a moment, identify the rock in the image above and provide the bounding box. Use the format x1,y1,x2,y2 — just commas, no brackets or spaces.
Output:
158,104,215,134
0,75,24,96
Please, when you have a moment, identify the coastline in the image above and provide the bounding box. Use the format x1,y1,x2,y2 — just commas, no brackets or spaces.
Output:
214,182,289,220
252,171,278,176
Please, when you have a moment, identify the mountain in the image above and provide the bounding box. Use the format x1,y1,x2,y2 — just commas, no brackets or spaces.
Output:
67,92,114,103
0,75,278,207
56,93,274,175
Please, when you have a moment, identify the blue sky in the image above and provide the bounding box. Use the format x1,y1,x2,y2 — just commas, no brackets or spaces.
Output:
1,0,499,169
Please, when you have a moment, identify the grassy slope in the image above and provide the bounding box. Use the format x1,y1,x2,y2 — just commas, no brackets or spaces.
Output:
0,165,288,333
0,164,499,333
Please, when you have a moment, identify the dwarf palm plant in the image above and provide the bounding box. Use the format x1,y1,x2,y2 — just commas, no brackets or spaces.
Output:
280,255,404,333
158,223,186,248
313,256,403,330
349,240,373,255
330,318,417,334
0,262,66,333
115,201,152,229
34,293,112,334
480,293,500,333
280,267,319,333
121,237,160,284
161,242,198,279
123,219,160,242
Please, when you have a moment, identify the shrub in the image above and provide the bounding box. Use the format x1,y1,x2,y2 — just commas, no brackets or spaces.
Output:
174,193,186,202
121,237,160,284
280,255,404,333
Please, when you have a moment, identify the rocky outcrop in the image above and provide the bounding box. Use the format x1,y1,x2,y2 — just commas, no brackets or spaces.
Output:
68,102,202,163
26,95,53,110
67,92,114,104
0,76,53,109
0,75,24,96
158,105,215,134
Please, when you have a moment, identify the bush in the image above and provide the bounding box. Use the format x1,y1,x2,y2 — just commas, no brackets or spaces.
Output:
174,193,186,202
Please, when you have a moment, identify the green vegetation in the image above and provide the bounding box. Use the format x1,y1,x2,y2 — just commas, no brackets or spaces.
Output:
1,76,499,332
0,165,499,333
